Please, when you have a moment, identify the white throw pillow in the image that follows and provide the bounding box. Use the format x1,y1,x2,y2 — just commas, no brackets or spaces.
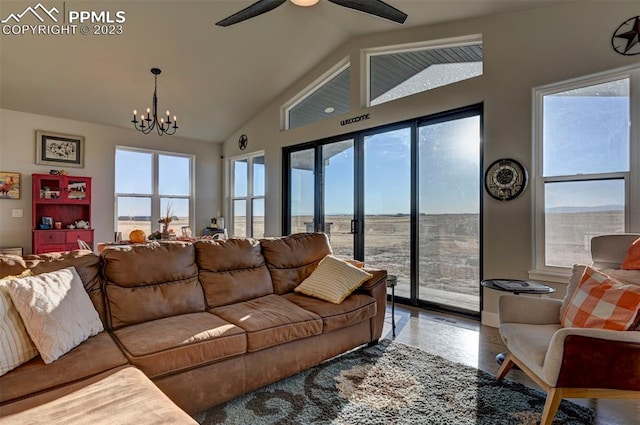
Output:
295,255,372,304
5,267,103,364
0,270,38,376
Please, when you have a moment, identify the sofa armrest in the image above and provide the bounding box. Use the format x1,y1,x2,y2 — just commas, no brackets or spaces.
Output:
355,269,387,342
359,269,387,292
543,328,640,388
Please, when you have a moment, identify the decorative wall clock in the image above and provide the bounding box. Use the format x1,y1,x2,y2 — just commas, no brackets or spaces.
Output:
238,134,248,150
611,16,640,56
484,158,528,201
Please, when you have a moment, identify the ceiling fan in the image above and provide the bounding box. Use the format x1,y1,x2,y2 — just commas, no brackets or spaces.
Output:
215,0,407,27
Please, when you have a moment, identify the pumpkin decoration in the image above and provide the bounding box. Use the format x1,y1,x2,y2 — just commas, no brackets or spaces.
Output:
129,229,146,243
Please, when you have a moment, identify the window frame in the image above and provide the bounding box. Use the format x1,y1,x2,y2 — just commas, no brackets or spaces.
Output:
362,34,483,108
531,66,640,281
229,151,265,238
114,146,194,234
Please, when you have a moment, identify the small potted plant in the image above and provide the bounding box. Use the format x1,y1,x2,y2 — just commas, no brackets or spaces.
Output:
159,202,175,240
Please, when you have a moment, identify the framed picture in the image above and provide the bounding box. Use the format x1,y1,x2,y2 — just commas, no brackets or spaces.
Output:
41,216,53,226
0,171,20,199
36,130,84,168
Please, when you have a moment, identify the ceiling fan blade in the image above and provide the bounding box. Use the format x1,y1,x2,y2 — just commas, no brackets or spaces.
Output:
327,0,407,24
216,0,287,27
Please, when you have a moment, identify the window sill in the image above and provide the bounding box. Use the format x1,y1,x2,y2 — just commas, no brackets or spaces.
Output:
528,269,571,285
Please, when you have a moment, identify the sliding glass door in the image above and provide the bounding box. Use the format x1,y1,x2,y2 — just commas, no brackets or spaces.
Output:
363,127,412,298
286,138,356,258
418,113,481,311
322,140,355,258
284,105,482,316
289,149,315,234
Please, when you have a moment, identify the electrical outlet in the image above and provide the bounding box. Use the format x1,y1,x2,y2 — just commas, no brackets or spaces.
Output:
11,209,23,218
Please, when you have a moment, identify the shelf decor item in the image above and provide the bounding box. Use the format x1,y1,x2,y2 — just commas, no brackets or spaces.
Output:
0,171,20,199
35,131,85,168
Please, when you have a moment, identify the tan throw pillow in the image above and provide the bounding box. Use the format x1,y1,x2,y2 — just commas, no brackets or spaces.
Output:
295,255,372,304
0,270,38,376
5,267,103,364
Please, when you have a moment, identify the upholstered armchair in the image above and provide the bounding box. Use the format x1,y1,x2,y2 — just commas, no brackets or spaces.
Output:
496,234,640,425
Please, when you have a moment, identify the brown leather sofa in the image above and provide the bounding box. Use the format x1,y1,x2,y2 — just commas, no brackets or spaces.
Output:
0,233,387,424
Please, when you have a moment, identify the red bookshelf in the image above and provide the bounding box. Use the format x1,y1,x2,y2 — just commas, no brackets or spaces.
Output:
32,173,93,254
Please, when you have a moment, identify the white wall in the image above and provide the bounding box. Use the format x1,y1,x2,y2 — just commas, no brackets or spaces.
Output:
221,1,640,322
0,109,221,253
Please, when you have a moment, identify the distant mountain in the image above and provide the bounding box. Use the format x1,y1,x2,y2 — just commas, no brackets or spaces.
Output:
546,205,624,214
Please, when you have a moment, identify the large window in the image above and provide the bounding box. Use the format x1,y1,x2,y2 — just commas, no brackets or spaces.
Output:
366,36,483,106
230,153,265,237
115,148,193,238
534,68,639,273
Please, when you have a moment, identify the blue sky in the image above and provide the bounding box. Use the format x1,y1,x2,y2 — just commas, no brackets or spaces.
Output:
543,95,628,209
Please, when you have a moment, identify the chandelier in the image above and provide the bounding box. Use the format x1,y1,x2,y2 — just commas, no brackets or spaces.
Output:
131,68,178,136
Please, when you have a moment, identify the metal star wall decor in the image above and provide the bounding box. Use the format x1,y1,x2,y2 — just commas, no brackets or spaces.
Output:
612,16,640,56
238,134,248,150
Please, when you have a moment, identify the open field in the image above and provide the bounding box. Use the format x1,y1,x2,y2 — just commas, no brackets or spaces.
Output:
545,210,624,267
117,219,190,240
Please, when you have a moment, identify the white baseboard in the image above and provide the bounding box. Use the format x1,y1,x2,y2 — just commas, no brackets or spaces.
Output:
481,311,499,328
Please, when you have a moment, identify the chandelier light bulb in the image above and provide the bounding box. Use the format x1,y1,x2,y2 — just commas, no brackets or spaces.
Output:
291,0,319,7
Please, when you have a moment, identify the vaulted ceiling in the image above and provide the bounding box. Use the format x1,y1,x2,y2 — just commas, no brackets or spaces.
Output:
0,0,575,142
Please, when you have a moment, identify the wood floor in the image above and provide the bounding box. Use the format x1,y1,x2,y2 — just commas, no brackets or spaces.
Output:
382,303,639,425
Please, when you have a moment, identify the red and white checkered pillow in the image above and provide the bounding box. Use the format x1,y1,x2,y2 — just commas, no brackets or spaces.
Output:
561,266,640,331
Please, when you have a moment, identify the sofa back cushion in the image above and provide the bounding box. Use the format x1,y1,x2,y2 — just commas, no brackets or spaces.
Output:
102,242,204,329
260,233,332,294
0,251,107,325
195,239,273,308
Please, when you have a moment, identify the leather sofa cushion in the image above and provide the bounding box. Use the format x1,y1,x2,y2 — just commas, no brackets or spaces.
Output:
260,233,332,294
112,312,246,379
282,292,376,333
0,251,107,325
0,332,128,405
0,366,197,424
102,243,205,329
211,294,322,352
195,239,274,308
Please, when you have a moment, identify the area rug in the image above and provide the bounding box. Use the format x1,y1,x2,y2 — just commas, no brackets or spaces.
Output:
194,340,594,425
